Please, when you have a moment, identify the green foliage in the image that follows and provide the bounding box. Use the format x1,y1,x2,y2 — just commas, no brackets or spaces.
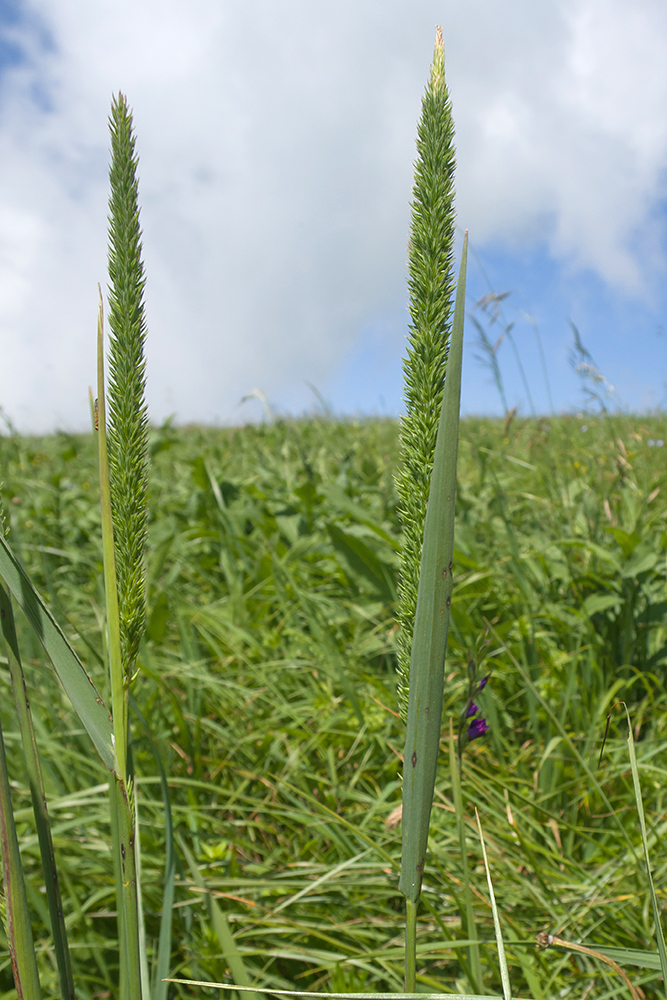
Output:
106,92,150,678
399,237,467,917
0,415,666,997
395,27,457,721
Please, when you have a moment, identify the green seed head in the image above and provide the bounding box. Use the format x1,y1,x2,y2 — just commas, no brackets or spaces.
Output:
106,93,149,677
395,28,457,721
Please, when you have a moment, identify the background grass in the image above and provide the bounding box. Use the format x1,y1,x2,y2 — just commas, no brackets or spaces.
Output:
0,412,666,999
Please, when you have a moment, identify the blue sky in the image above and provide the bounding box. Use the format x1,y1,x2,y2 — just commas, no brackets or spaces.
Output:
325,239,667,419
0,1,665,432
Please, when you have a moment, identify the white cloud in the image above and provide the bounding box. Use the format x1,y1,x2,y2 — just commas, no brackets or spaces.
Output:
450,0,667,290
0,0,665,431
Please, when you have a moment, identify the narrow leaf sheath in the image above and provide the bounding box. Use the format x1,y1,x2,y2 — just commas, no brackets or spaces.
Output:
399,235,468,903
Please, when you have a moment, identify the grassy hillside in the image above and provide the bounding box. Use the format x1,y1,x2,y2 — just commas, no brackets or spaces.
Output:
0,412,666,998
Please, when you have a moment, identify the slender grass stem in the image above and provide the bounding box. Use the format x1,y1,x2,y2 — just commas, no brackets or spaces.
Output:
449,720,481,993
98,288,141,999
404,898,417,993
0,713,42,1000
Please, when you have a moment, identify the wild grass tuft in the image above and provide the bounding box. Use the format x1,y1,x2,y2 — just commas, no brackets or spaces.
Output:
0,24,667,1000
0,414,666,997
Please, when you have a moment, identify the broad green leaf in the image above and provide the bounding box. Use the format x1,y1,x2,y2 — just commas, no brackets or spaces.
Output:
622,550,658,578
583,592,621,616
327,524,396,601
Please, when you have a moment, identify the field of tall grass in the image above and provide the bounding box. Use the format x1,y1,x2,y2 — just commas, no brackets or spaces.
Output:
1,24,666,1000
1,411,666,999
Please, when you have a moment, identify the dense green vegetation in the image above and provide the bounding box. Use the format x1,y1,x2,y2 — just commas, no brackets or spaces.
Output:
0,412,666,999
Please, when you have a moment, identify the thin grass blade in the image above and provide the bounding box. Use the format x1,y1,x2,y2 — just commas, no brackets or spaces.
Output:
179,835,262,1000
589,946,661,971
449,720,481,992
166,983,519,1000
112,775,143,1000
0,713,42,999
0,582,75,1000
0,532,115,774
475,809,511,1000
131,697,175,1000
624,704,667,996
135,787,152,1000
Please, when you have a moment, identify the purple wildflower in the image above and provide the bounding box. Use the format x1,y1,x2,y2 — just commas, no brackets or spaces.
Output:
467,717,489,740
466,701,479,718
478,674,491,691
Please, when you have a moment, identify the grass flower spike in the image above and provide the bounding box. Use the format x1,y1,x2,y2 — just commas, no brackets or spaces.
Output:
106,91,149,680
394,25,457,722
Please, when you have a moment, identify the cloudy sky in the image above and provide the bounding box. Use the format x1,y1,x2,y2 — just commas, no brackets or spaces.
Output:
0,0,665,433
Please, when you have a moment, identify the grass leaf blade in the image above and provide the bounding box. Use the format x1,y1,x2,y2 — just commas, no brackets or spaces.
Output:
0,712,42,999
0,583,75,1000
399,232,468,905
475,809,511,1000
624,704,667,997
0,532,115,774
179,835,262,1000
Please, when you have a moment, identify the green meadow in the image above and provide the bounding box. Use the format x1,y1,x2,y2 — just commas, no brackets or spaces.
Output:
1,411,665,998
1,27,666,1000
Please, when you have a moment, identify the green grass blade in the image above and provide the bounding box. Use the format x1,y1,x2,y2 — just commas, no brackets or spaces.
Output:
0,532,115,775
404,898,417,992
0,582,75,1000
449,720,481,992
399,232,468,905
485,621,638,858
0,713,42,999
624,704,667,996
135,786,152,1000
475,809,511,1000
166,984,519,1000
586,946,661,971
131,697,175,1000
112,775,143,1000
109,775,128,1000
179,835,263,1000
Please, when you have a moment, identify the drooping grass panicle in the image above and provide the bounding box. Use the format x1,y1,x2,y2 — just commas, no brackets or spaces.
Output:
395,25,457,721
106,91,149,679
